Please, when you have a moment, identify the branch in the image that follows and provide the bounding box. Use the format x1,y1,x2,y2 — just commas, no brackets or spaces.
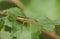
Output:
5,0,26,10
42,29,60,39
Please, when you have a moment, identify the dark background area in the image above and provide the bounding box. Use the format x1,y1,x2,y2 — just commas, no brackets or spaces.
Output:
0,2,60,39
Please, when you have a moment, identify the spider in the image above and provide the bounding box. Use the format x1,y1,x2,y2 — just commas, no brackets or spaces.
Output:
16,16,41,26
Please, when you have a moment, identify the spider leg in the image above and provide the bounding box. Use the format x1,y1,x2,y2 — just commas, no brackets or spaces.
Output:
20,21,25,32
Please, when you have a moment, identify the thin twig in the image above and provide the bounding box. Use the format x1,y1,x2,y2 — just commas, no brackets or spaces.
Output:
5,0,26,10
42,30,60,39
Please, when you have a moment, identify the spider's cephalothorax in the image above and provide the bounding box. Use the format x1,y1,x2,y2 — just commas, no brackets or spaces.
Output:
16,16,30,23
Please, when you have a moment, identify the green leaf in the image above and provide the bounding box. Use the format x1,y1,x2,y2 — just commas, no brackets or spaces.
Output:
31,33,39,39
12,24,40,39
28,23,41,33
0,31,12,39
0,18,5,31
3,7,25,16
11,21,23,34
42,24,55,31
12,28,31,39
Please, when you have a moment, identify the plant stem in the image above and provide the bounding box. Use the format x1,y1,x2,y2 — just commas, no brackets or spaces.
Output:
5,0,26,10
42,30,60,39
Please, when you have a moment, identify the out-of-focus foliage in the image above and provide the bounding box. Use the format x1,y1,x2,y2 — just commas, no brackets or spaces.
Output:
0,0,3,2
0,0,60,39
